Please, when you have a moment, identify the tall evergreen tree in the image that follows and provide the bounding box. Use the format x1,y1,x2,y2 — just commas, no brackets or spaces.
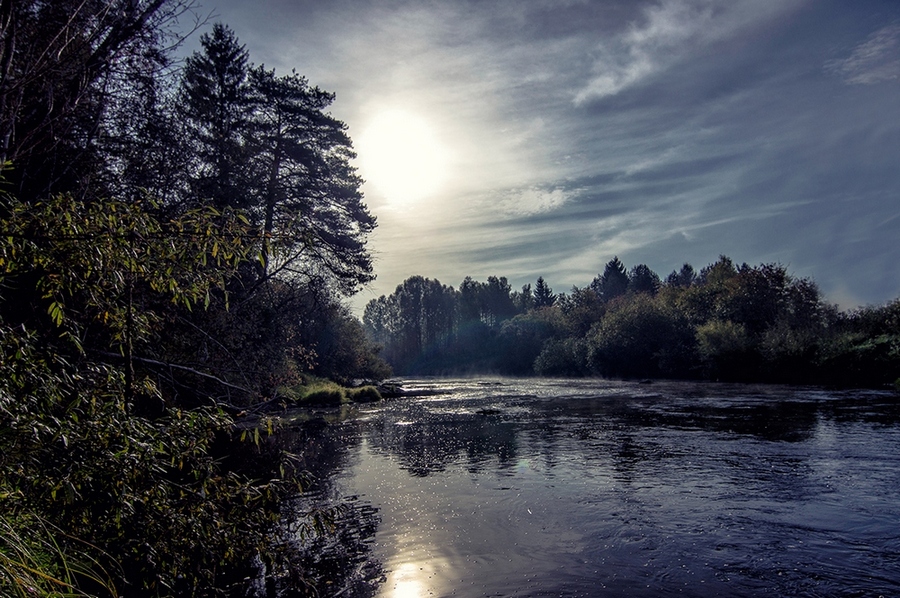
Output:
629,264,661,295
247,65,374,289
177,26,374,293
179,23,253,210
591,256,629,301
666,263,697,288
534,276,556,307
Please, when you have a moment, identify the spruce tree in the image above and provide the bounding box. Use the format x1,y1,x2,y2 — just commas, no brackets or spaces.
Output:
591,256,629,301
629,264,661,295
534,276,556,307
180,23,253,210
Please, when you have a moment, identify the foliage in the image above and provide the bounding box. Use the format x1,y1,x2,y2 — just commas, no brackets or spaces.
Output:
590,256,629,301
363,276,458,373
629,264,661,295
364,259,899,387
0,189,316,595
586,294,694,378
178,23,375,294
0,0,195,200
0,4,385,596
0,321,301,596
695,319,755,380
179,23,254,211
0,503,118,598
533,276,556,308
278,379,382,405
666,263,697,288
496,308,567,374
533,337,590,377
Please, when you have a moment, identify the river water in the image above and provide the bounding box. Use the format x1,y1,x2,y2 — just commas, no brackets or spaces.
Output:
286,378,900,597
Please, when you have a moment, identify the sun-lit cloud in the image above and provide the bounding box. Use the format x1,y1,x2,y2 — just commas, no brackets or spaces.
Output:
500,186,575,216
826,23,900,85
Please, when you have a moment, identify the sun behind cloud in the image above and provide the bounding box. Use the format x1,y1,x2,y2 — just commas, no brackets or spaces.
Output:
356,109,449,206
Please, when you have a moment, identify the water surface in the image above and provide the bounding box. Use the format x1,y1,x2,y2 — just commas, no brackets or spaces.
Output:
291,378,900,597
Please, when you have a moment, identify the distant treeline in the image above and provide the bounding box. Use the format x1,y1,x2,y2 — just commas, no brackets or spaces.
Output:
364,257,900,387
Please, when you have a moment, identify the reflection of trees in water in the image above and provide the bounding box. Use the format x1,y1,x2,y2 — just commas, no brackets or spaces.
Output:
658,402,820,443
547,392,821,443
366,416,520,476
263,382,900,595
269,417,385,597
277,495,384,598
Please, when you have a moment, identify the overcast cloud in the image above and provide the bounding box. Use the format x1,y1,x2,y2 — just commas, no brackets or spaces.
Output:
194,0,900,311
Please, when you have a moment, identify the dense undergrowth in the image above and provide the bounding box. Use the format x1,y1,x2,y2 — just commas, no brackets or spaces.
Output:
0,3,388,595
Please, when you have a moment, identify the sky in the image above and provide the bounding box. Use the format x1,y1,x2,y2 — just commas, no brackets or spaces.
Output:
184,0,900,312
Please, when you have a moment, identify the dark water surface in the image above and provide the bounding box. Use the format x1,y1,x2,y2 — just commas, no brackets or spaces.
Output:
290,378,900,597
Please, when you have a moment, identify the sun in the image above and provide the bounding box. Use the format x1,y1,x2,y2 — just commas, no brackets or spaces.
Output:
357,109,448,205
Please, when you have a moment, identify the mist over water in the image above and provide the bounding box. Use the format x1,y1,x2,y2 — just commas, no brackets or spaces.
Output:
290,379,900,597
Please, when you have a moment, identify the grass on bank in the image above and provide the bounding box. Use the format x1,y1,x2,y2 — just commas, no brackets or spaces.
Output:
277,378,382,406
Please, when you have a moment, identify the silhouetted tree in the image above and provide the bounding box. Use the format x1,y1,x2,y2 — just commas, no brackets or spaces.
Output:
497,307,567,374
246,64,374,289
699,255,738,286
591,256,629,301
586,294,694,378
0,0,195,201
457,276,515,328
179,23,253,210
534,276,556,307
558,286,606,336
512,283,534,312
363,276,457,373
666,263,696,288
483,276,516,327
629,264,660,295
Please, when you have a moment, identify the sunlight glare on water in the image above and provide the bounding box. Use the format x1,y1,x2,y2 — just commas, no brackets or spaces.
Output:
385,562,428,598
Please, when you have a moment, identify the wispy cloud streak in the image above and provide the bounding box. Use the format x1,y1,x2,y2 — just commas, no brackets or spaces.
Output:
575,0,805,103
826,23,900,84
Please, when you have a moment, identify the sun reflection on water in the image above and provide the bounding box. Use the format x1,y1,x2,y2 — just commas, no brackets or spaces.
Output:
387,562,428,598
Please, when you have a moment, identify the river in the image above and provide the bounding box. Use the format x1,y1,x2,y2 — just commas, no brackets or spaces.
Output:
283,378,900,597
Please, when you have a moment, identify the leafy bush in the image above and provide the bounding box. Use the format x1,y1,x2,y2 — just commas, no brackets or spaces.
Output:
0,194,315,595
586,295,695,378
533,337,589,377
0,324,302,596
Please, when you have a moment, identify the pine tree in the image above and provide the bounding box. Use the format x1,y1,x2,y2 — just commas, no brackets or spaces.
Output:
629,264,660,295
534,276,556,307
666,263,697,288
591,257,629,301
247,65,374,289
180,23,253,210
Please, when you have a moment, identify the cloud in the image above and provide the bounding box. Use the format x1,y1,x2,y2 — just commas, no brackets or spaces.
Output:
500,186,575,215
574,0,804,104
826,23,900,85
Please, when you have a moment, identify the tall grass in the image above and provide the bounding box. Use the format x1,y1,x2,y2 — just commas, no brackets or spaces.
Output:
0,510,117,597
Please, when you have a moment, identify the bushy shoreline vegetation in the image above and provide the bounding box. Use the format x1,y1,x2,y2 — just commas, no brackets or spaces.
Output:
364,259,900,388
276,377,382,406
1,2,386,595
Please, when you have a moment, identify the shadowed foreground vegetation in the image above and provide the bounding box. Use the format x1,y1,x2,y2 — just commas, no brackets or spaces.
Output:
364,259,900,388
1,3,387,596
